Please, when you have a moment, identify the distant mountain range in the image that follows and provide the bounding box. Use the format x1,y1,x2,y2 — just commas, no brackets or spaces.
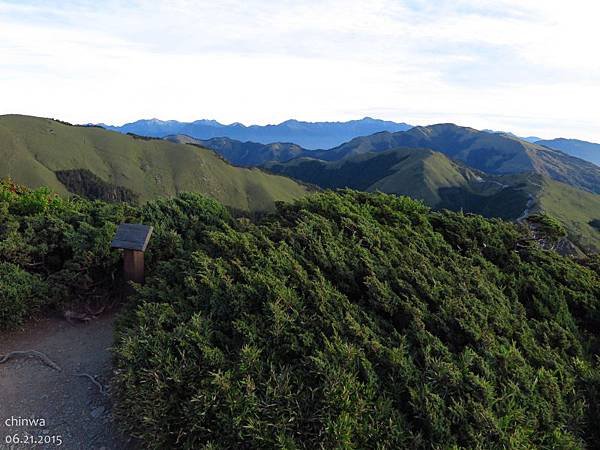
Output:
101,118,600,168
98,117,413,149
304,124,600,194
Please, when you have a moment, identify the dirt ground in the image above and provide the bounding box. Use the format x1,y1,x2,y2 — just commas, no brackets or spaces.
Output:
0,314,136,450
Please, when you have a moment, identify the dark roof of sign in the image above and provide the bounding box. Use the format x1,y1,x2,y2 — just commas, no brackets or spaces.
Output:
111,223,153,251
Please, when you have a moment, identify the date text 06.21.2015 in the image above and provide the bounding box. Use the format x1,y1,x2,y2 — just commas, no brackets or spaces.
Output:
4,433,63,446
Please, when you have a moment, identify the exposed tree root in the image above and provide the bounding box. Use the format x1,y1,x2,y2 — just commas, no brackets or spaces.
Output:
0,350,61,371
64,304,107,324
76,372,108,396
64,310,94,324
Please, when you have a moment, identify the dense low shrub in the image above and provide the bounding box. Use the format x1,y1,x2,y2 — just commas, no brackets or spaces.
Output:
0,179,137,327
0,262,47,329
2,179,598,448
112,190,600,449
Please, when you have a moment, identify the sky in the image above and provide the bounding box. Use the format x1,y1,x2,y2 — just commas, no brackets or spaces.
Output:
1,0,599,141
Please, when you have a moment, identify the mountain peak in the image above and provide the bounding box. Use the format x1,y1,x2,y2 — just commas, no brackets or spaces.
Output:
191,119,224,127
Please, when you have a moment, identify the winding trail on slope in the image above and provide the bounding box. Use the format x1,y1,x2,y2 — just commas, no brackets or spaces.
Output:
0,314,135,450
517,194,536,223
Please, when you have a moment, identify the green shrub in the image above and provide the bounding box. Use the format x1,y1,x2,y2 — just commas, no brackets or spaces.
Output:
0,262,47,329
2,179,598,448
0,180,137,323
113,191,600,449
139,192,232,265
528,213,567,241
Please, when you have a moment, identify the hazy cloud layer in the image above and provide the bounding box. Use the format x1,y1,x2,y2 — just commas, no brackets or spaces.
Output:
0,0,599,140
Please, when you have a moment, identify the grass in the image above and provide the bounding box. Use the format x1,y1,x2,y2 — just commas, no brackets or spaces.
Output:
267,148,479,206
536,177,600,252
0,115,309,211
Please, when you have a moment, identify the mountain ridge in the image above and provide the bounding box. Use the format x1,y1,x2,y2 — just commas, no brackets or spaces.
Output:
3,114,598,251
265,147,484,208
535,138,600,166
165,134,308,166
184,124,600,195
303,124,600,194
98,117,413,149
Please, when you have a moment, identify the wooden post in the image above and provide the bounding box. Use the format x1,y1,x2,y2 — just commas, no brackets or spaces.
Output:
111,223,153,286
123,249,145,284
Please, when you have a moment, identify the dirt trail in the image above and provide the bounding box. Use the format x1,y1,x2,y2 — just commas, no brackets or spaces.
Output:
517,193,535,223
0,314,135,450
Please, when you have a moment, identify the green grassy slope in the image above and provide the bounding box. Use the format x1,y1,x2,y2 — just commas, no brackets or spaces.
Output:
369,150,480,205
472,172,600,253
266,148,480,205
534,177,600,252
266,147,533,218
0,115,309,211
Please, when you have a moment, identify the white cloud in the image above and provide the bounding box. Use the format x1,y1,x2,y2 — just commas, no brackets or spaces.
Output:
0,0,599,141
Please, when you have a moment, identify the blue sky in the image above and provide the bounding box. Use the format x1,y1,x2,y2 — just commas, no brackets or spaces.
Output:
1,0,599,140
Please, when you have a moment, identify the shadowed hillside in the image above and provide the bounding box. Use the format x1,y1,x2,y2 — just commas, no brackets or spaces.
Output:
265,148,483,206
166,135,306,166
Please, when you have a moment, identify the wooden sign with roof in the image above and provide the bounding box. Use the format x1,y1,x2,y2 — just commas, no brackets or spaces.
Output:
111,223,153,284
